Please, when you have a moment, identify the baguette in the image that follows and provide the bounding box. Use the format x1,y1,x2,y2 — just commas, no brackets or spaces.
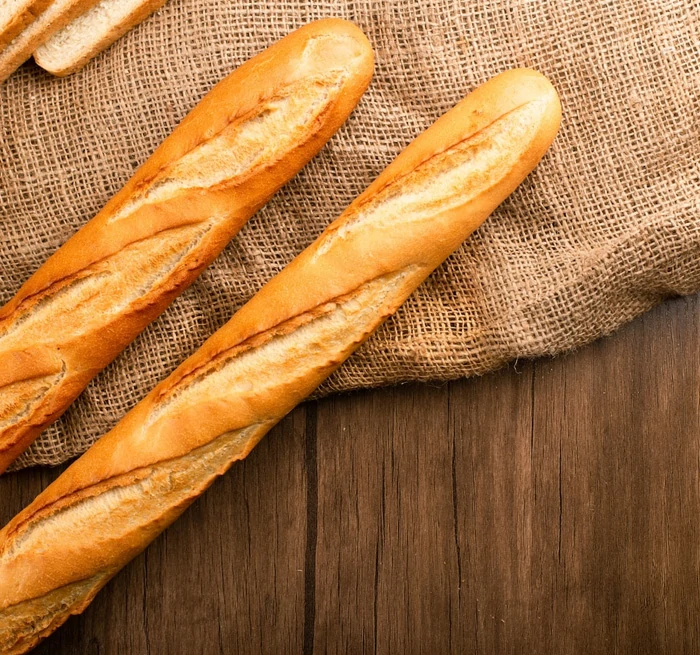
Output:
0,0,100,82
0,18,374,473
33,0,168,77
0,68,561,654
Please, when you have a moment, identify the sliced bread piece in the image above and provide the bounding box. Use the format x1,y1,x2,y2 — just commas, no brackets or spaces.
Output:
34,0,168,76
0,0,99,83
0,0,53,52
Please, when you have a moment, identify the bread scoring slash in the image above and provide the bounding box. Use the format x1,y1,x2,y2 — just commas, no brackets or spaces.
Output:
0,68,560,653
0,19,375,472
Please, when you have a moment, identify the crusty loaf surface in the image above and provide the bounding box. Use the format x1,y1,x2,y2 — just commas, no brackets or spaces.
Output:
0,18,374,473
0,68,561,654
33,0,168,76
0,0,99,82
0,0,53,52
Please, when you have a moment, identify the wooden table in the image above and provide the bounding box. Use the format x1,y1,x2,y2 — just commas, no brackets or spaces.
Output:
2,294,698,654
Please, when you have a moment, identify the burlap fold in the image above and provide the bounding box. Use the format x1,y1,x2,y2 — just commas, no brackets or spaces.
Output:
1,0,698,469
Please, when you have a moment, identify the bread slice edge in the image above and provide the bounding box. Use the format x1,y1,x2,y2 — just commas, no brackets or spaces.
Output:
0,0,54,53
34,0,168,76
0,0,101,83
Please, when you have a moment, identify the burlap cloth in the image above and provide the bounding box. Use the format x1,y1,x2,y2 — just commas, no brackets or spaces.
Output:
1,1,698,470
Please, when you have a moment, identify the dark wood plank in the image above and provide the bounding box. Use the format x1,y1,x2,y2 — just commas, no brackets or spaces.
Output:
445,294,699,654
313,384,461,654
310,295,700,653
448,362,536,654
534,295,700,654
311,374,535,654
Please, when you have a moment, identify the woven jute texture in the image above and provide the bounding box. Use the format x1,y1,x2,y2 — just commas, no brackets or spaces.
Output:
1,1,698,469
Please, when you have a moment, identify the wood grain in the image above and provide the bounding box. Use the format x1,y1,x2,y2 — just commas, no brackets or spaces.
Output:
1,294,698,653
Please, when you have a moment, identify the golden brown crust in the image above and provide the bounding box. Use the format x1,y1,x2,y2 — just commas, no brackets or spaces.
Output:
0,68,560,654
0,18,374,472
